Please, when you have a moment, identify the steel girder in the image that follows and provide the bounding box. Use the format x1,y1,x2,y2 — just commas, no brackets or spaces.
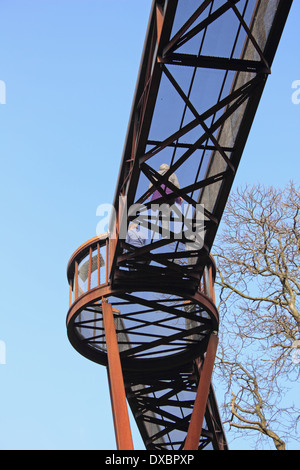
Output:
110,0,293,282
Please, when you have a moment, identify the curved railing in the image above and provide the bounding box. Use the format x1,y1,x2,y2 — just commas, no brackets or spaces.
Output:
66,233,219,372
67,233,109,308
67,232,217,306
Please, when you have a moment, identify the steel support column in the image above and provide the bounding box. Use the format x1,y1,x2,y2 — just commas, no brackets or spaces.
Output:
102,299,134,450
184,332,219,450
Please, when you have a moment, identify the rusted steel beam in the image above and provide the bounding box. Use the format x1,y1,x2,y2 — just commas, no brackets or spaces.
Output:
102,299,134,450
184,332,218,450
159,53,269,73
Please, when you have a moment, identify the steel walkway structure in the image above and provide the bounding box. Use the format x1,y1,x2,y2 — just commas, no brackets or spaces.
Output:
66,0,292,451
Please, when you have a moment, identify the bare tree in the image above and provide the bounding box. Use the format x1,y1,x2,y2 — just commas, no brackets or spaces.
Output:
216,327,300,450
212,182,300,449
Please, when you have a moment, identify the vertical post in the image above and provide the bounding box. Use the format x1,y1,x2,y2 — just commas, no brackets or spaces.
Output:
106,238,110,283
88,246,92,291
97,243,101,286
203,266,207,296
208,264,215,304
184,331,219,450
69,283,72,308
102,299,134,450
74,261,79,299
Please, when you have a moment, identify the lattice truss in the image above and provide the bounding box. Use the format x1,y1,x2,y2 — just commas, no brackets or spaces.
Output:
125,366,227,450
72,288,217,370
113,0,285,281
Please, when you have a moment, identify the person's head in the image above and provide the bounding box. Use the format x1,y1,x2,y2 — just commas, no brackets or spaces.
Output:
159,163,169,173
129,222,138,230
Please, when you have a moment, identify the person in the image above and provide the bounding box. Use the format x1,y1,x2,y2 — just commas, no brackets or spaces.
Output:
125,222,148,271
148,163,183,205
125,222,147,248
148,163,183,238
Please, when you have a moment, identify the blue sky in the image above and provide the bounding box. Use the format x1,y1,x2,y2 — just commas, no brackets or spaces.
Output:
0,1,299,450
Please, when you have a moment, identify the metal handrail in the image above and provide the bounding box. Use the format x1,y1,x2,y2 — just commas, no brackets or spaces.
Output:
67,233,109,308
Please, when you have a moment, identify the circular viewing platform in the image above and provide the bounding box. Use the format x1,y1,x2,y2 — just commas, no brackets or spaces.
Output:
66,233,219,373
